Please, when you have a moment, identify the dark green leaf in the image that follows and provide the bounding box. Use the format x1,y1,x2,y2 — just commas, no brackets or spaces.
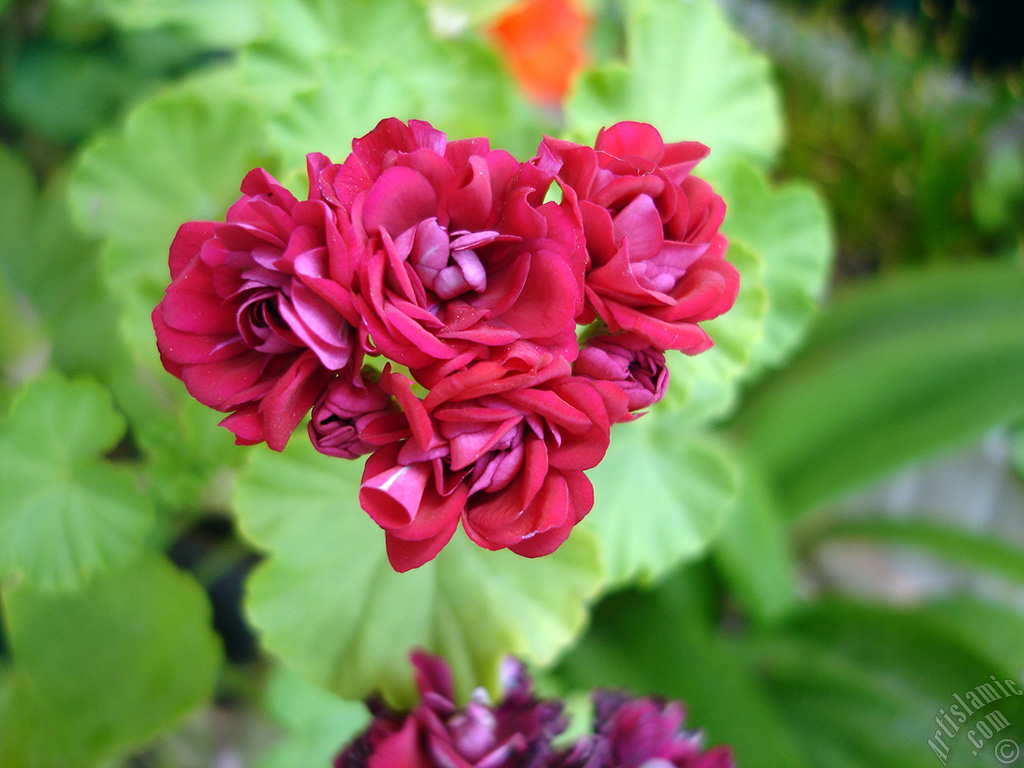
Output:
913,597,1024,676
712,460,799,623
748,599,1024,768
735,262,1024,516
4,44,147,143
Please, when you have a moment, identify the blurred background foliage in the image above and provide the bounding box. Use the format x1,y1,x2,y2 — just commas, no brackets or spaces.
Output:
0,0,1022,767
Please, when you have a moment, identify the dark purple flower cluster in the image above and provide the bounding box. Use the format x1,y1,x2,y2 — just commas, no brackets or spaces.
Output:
336,652,735,768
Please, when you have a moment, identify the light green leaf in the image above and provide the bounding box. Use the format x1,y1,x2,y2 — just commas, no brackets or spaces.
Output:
0,279,47,389
252,0,543,161
68,75,265,508
4,168,123,375
258,666,368,768
0,372,153,591
71,73,257,372
736,262,1024,517
712,159,833,371
566,0,783,175
234,438,604,707
0,671,41,768
660,162,832,425
70,71,264,260
663,239,768,424
105,357,245,512
0,553,221,768
584,418,738,587
267,51,422,174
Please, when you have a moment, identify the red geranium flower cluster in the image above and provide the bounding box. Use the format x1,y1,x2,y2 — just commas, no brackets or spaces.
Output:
153,118,738,571
335,651,735,768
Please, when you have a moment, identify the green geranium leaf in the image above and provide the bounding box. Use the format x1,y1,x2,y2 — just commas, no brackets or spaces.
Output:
567,0,783,176
0,553,221,768
258,666,368,768
0,372,153,591
663,239,768,424
712,160,833,372
105,357,245,512
584,418,739,587
35,190,122,375
0,671,40,768
252,0,542,162
234,438,604,706
267,51,421,174
736,262,1024,517
68,75,265,508
70,72,263,262
661,164,831,426
70,73,259,370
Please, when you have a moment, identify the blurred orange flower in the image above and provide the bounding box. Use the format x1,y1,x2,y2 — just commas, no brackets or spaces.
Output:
487,0,590,104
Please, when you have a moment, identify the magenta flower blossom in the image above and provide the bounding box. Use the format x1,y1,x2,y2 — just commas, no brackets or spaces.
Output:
336,651,567,768
541,122,738,354
335,653,736,768
308,371,405,459
314,118,586,370
574,333,668,417
152,161,359,450
154,118,739,570
559,692,735,768
359,343,628,572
